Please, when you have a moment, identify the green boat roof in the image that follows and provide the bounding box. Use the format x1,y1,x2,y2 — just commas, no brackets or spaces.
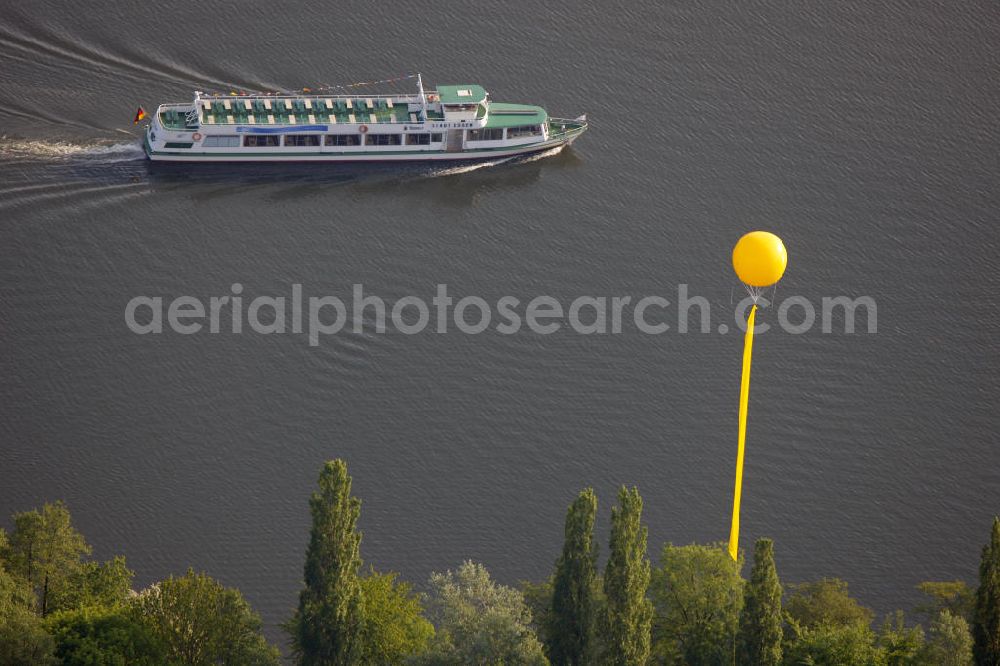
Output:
437,84,487,104
485,103,547,128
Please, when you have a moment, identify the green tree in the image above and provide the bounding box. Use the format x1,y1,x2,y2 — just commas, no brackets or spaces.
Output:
922,609,973,666
6,501,90,616
786,578,874,630
603,486,652,666
783,621,886,666
357,569,433,663
738,538,782,666
650,542,743,665
877,611,924,665
288,459,366,665
523,577,554,650
0,562,34,621
548,488,599,666
973,517,1000,665
46,604,163,666
131,569,279,665
49,556,135,614
0,609,56,665
415,560,548,665
0,564,55,665
916,581,974,623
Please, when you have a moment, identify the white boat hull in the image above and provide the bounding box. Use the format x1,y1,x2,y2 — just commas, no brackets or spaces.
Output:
144,134,577,163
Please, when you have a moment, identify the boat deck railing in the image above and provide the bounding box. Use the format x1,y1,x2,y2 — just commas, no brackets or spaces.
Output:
155,102,582,136
547,116,588,140
158,101,446,130
194,92,438,103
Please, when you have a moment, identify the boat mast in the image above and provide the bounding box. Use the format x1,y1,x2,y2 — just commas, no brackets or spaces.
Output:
417,72,428,121
187,91,203,126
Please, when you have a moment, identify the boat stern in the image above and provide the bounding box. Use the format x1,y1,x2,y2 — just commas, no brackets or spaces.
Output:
143,101,202,160
142,123,155,159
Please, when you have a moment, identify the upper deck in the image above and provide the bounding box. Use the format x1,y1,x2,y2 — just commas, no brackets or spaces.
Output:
155,83,542,133
158,94,428,130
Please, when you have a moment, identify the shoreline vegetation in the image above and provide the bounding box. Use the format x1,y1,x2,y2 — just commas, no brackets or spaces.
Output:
1,459,998,665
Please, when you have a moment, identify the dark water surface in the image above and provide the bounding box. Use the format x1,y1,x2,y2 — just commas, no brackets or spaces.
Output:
2,0,998,642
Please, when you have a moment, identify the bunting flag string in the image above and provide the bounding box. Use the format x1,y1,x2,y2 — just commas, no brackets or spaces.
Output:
201,73,419,98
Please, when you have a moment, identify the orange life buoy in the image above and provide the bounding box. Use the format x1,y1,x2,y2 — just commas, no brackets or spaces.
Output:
359,124,368,134
192,132,203,141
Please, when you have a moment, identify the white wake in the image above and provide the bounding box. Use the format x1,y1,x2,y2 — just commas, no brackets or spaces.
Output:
0,137,145,163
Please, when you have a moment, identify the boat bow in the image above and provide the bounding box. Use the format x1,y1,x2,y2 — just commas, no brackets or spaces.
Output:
547,115,588,144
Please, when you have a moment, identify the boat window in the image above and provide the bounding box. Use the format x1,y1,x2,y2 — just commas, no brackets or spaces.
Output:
202,135,240,147
243,135,280,147
443,104,478,112
431,133,443,143
364,134,402,146
507,125,543,138
164,142,194,149
284,135,321,147
467,128,504,141
325,134,361,146
405,133,431,145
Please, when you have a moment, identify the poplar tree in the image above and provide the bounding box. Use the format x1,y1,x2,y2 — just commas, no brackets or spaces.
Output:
974,517,1000,666
738,538,783,666
603,486,652,666
548,488,599,665
288,460,365,666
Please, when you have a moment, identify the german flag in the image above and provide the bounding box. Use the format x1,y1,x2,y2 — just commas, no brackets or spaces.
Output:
133,106,147,124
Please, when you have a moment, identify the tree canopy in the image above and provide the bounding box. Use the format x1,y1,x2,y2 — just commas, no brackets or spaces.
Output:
0,466,989,666
604,486,652,666
417,560,548,665
131,568,279,666
5,501,90,617
46,604,163,666
737,538,782,666
650,542,743,665
917,581,975,623
924,609,974,666
786,578,875,630
783,621,885,666
548,488,599,666
357,569,433,663
288,459,365,665
973,516,1000,665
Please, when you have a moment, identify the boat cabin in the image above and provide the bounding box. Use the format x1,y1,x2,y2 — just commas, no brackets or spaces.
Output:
436,84,488,122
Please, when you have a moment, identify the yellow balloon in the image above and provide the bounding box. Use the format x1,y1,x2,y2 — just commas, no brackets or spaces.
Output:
732,231,787,287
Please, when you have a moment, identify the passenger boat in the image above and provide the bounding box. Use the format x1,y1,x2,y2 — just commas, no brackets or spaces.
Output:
143,74,587,163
